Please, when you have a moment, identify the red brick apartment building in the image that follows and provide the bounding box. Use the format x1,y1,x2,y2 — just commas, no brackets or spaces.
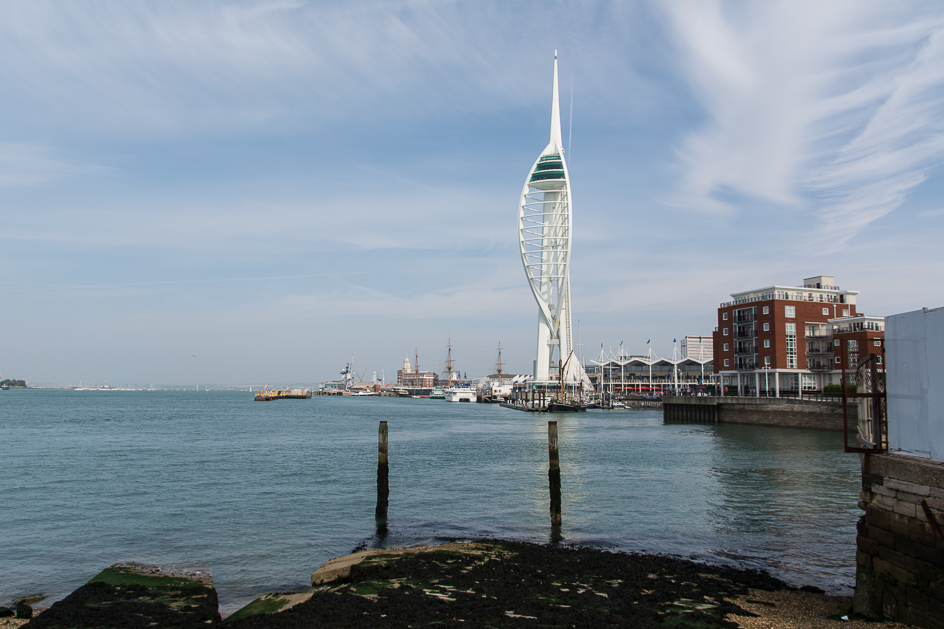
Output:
712,275,884,395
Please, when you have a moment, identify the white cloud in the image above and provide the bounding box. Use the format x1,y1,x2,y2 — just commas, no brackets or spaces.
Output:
663,0,944,242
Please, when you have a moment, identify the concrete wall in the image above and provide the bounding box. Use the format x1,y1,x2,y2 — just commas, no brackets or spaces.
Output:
662,396,849,431
886,307,944,461
854,453,944,628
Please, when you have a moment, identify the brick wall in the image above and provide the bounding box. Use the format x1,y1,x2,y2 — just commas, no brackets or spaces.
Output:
854,453,944,628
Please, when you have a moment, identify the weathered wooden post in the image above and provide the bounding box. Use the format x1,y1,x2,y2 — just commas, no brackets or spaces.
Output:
376,421,389,527
548,420,561,526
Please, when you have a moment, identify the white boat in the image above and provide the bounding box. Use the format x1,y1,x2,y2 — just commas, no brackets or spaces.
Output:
444,385,477,403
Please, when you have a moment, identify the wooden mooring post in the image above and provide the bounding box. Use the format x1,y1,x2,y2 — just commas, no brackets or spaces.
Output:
376,421,389,527
548,421,562,527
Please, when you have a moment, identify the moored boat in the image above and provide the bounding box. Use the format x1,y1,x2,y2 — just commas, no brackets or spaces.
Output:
444,386,477,403
546,401,586,412
254,387,312,401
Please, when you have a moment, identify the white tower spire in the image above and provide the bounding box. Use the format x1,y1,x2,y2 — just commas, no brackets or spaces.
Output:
518,53,590,387
549,50,562,151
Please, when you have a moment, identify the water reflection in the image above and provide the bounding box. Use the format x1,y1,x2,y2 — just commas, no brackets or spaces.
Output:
707,425,859,587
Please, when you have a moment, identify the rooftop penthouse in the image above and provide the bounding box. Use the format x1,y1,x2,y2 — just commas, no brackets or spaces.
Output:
829,314,885,334
722,275,858,308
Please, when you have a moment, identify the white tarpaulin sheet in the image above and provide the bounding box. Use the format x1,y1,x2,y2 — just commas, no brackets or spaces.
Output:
886,306,944,461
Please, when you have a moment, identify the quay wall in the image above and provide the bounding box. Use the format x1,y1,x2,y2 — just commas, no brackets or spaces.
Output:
662,396,849,431
854,453,944,629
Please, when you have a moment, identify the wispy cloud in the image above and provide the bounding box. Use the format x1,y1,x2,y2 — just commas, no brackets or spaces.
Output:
0,1,624,140
663,0,944,243
0,142,106,186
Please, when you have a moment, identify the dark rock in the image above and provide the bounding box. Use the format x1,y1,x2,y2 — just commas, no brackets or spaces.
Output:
230,540,789,628
0,607,13,618
24,563,219,629
15,603,33,619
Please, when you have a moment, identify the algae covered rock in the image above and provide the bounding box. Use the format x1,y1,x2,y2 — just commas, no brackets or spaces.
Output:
24,563,220,629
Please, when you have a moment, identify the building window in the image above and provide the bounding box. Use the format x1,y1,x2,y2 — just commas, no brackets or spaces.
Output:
764,356,770,366
834,339,840,346
847,339,859,369
822,308,829,315
785,322,797,368
724,359,730,367
722,312,728,321
835,356,841,364
723,328,728,336
877,356,882,365
785,305,795,318
723,343,729,352
763,322,770,331
843,309,850,316
874,339,881,346
763,306,769,315
764,339,770,348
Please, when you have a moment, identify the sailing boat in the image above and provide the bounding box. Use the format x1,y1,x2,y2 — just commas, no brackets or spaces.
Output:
546,351,587,412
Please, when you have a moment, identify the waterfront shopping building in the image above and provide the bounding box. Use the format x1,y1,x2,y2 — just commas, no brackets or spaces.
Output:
712,275,884,395
587,355,714,394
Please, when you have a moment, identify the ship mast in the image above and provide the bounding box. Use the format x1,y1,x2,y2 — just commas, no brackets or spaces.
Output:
444,335,455,386
496,338,504,380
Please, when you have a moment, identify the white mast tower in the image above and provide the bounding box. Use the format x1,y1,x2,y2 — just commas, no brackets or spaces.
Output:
518,52,589,387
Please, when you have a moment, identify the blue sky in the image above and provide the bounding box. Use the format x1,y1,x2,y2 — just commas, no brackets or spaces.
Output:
2,0,943,386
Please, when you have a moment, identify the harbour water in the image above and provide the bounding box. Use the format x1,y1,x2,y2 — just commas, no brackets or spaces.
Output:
1,390,862,613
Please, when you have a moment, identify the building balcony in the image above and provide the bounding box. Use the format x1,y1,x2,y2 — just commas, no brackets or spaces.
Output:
735,346,757,355
805,349,833,356
807,363,833,371
735,331,755,339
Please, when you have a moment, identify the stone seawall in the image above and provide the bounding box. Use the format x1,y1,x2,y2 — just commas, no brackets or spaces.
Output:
662,396,849,431
854,453,944,629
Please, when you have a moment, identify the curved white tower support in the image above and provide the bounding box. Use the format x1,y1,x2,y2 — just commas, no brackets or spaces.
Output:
518,52,588,387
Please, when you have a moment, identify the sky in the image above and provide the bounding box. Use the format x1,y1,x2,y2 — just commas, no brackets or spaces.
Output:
2,0,944,386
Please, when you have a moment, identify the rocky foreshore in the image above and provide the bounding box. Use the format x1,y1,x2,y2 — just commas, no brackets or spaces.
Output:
8,541,911,628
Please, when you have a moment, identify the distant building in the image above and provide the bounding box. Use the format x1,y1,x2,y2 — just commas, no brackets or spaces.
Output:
712,275,884,395
681,336,713,362
396,356,435,388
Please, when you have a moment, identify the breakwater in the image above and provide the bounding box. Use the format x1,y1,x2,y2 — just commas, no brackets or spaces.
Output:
663,395,852,430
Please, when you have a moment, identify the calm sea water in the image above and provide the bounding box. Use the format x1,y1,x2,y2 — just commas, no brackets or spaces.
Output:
1,390,862,613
